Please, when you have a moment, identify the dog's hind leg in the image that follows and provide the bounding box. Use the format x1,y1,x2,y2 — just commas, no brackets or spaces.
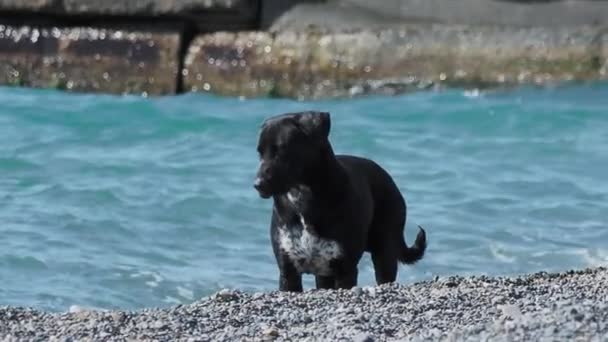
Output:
368,208,404,284
315,275,335,289
370,249,399,284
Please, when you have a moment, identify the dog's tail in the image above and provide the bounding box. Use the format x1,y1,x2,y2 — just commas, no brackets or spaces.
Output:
399,225,427,264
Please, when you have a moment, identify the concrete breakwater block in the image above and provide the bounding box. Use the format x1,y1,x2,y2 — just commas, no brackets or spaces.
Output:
0,25,180,95
183,24,607,99
0,0,52,11
60,0,251,16
0,0,246,14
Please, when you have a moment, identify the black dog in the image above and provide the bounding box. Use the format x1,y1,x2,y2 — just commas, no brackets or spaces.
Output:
254,111,426,291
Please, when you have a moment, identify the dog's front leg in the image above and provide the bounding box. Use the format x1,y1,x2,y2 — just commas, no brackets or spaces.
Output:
315,275,335,289
278,262,303,292
279,272,302,292
335,269,358,289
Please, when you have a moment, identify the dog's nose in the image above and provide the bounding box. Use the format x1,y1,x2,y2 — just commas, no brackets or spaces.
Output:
253,177,262,190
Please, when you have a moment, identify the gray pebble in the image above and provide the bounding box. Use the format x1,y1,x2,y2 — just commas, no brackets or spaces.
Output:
363,287,376,297
352,332,374,342
499,304,523,320
492,295,506,305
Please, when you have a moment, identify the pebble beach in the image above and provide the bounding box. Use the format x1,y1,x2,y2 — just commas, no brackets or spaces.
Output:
2,267,606,341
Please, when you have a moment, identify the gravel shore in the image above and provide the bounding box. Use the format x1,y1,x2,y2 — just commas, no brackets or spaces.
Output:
1,267,607,341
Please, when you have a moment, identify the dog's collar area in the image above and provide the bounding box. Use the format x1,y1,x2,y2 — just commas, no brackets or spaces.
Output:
285,185,311,209
283,186,318,234
286,190,301,207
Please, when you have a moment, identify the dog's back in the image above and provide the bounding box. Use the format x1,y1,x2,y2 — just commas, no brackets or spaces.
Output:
336,154,425,264
336,154,406,211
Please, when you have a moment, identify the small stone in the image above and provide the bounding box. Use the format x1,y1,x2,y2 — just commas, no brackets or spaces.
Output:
364,287,377,297
445,281,457,288
499,304,523,320
68,305,85,313
263,327,279,338
425,310,438,318
111,312,125,323
216,289,238,301
153,320,167,329
572,312,585,322
352,333,374,342
492,295,506,305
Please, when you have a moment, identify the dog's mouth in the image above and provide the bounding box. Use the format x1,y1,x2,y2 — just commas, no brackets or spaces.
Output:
254,178,274,199
256,189,272,199
254,178,293,199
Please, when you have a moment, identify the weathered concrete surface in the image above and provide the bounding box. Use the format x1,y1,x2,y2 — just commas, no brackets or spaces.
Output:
0,25,180,95
0,0,247,14
602,29,608,79
269,0,608,32
1,0,608,98
183,24,608,99
0,0,53,12
60,0,247,15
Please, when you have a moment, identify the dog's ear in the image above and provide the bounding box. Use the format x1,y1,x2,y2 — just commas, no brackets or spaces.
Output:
296,111,331,138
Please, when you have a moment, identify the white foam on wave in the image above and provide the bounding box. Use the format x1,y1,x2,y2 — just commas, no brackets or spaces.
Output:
130,270,164,288
177,286,194,300
68,304,108,313
530,250,552,258
163,296,182,305
463,89,483,98
574,248,608,267
489,243,517,264
531,248,608,268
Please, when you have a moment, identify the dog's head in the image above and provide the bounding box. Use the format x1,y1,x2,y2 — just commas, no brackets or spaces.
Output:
254,111,331,198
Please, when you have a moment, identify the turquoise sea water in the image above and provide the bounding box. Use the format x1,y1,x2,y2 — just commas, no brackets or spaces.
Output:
0,83,607,312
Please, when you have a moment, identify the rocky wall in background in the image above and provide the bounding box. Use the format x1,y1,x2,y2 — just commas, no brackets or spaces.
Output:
0,25,180,95
183,25,607,99
0,0,249,14
0,0,607,99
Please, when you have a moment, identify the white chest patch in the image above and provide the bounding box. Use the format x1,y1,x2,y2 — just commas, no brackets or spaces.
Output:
278,225,342,275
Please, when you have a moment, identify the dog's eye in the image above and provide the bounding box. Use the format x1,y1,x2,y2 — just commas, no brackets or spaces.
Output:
269,144,278,156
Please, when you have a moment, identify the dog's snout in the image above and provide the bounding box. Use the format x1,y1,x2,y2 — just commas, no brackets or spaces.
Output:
254,176,272,198
254,161,275,198
256,163,271,180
